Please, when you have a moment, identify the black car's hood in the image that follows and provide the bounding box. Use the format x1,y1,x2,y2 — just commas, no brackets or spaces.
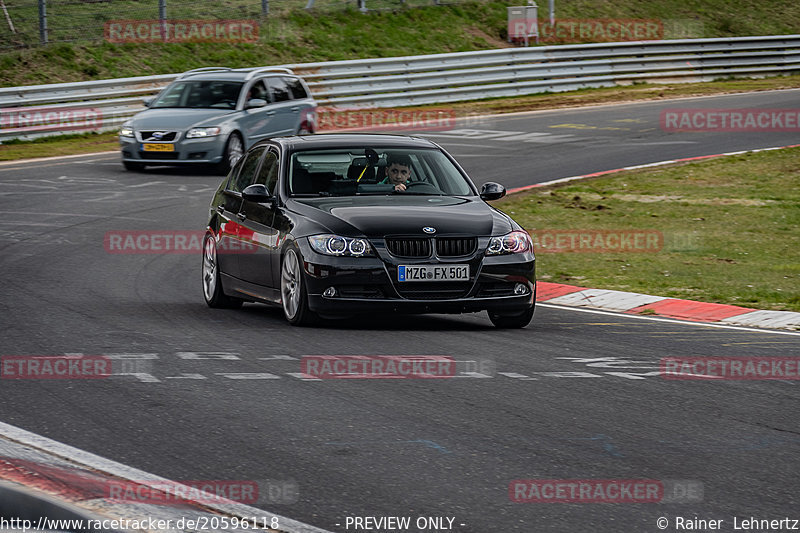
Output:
289,195,513,238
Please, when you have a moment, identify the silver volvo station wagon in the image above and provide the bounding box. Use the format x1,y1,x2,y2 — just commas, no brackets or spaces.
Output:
119,67,317,174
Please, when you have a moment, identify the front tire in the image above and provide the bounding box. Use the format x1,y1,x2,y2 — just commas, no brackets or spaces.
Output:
214,132,244,175
488,305,534,329
281,247,318,326
202,233,243,309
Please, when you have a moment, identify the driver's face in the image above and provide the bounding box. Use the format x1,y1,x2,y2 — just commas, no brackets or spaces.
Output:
387,163,411,185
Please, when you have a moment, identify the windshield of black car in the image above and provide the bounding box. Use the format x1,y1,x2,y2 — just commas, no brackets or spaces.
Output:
288,148,474,197
150,80,244,109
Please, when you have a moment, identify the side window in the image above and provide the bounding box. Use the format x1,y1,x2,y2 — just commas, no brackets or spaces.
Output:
246,80,269,103
268,77,291,102
224,153,248,191
285,77,308,99
230,147,267,193
207,81,241,109
254,151,280,195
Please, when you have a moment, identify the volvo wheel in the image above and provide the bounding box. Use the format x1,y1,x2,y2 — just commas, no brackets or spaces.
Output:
214,132,244,175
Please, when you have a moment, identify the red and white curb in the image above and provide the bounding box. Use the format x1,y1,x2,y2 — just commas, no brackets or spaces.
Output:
0,421,332,533
536,281,800,331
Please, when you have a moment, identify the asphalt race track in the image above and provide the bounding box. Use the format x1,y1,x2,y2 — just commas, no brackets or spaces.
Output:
424,89,800,187
1,90,799,533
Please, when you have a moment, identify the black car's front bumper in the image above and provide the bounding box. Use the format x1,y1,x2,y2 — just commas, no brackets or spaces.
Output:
308,292,535,315
298,244,536,316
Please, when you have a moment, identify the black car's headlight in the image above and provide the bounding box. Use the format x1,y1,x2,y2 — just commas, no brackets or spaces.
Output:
486,231,532,255
308,235,374,257
119,124,134,138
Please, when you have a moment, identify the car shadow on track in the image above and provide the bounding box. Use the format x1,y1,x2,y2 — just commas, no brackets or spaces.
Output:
121,165,224,177
235,304,497,331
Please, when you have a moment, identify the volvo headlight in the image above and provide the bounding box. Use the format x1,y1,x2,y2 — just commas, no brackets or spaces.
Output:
186,127,222,139
486,231,532,255
119,125,134,138
308,235,373,257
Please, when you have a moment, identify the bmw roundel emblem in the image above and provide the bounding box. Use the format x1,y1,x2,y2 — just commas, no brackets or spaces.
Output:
423,227,436,234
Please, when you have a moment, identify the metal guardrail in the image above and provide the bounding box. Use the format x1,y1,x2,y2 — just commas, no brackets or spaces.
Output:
1,35,799,141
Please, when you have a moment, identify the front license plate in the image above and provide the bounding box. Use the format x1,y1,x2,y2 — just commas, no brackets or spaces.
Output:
398,264,469,282
141,143,174,152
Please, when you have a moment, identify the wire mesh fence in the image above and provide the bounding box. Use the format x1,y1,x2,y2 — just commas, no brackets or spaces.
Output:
0,0,447,50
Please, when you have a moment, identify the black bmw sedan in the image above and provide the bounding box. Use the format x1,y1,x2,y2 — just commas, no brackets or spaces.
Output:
202,133,536,327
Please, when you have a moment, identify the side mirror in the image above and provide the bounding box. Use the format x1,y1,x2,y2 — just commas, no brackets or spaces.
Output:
246,98,267,109
242,184,272,204
142,97,154,107
479,182,506,201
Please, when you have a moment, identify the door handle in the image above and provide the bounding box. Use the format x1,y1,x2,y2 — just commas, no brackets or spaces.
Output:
291,106,299,112
236,212,246,221
266,111,275,116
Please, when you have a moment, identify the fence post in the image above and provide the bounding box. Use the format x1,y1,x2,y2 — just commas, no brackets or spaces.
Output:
38,0,47,45
159,0,166,42
262,0,269,16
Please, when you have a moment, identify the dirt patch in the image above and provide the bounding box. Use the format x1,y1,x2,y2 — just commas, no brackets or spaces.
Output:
465,26,514,48
577,192,779,206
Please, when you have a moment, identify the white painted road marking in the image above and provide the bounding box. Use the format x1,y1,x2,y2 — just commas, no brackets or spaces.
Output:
423,128,576,143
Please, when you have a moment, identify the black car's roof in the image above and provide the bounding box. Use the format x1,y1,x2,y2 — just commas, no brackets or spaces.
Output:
264,133,441,151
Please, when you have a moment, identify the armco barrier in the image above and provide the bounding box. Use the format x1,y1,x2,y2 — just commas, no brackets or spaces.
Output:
1,35,799,140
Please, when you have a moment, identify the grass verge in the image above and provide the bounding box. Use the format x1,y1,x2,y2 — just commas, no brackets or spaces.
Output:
3,0,800,86
0,132,119,161
493,147,800,312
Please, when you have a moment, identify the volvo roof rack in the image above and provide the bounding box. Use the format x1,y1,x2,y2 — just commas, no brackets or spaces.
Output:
175,66,294,81
240,67,295,80
177,67,233,79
